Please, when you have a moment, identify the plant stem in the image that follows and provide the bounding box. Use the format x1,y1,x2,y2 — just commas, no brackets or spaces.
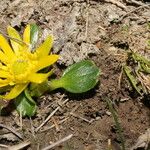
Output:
30,80,62,97
48,79,63,91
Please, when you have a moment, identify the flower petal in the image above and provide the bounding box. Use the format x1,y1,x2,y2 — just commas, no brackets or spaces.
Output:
7,26,22,54
0,70,10,78
35,55,59,71
36,35,53,58
0,80,9,88
0,51,9,64
1,83,28,100
28,71,53,83
0,34,14,60
23,25,30,45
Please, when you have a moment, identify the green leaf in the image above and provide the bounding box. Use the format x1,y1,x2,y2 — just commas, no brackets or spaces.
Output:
24,88,36,103
147,40,150,48
132,52,150,66
148,22,150,29
14,92,37,117
50,60,100,93
140,63,150,74
123,66,142,95
30,24,39,51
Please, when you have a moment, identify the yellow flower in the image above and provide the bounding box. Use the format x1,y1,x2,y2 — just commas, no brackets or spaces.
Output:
0,25,59,100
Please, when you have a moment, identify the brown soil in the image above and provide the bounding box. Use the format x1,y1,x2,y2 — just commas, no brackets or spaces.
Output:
0,0,150,150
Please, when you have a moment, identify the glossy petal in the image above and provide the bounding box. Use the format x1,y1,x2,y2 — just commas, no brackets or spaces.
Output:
0,80,10,88
0,24,59,101
7,26,22,54
0,51,9,64
23,25,30,45
0,78,10,88
28,71,53,83
1,83,28,100
35,55,59,71
0,34,14,60
0,71,10,78
36,35,53,58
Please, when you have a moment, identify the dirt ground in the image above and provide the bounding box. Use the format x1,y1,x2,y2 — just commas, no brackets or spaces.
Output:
0,0,150,150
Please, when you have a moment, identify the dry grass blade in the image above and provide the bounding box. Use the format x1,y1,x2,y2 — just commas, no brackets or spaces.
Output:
118,67,123,90
8,141,31,150
35,98,69,132
40,117,69,133
108,139,113,150
104,0,127,10
126,0,146,6
42,134,73,150
51,117,60,132
70,112,93,123
139,73,150,93
0,124,23,140
0,144,9,148
117,4,150,22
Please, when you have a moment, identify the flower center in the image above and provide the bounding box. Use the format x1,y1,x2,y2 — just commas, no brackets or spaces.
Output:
9,53,38,84
12,59,28,75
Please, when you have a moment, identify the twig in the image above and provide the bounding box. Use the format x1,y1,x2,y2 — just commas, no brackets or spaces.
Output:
37,144,40,150
116,4,150,22
35,106,60,132
86,132,91,140
98,25,106,31
40,105,80,133
138,72,150,93
42,134,73,150
35,98,69,132
108,139,113,150
40,117,69,133
0,123,23,140
0,144,8,148
30,117,35,137
51,117,60,132
70,112,93,123
8,141,30,150
19,111,23,130
104,0,127,10
85,4,89,41
0,29,29,46
118,67,123,89
69,104,93,123
125,0,146,6
70,105,80,113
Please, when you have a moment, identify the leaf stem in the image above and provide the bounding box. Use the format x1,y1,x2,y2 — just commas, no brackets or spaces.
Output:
48,79,63,91
30,80,62,97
